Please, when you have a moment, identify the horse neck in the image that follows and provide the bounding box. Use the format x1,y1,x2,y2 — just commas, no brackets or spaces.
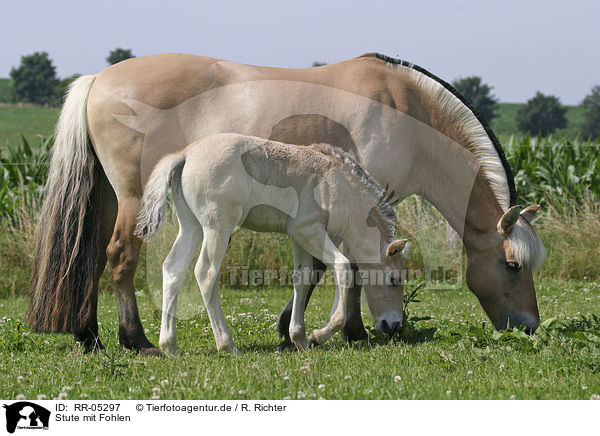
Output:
400,133,504,241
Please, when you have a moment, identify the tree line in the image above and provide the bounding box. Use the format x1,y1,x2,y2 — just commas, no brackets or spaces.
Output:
1,49,134,107
1,52,599,139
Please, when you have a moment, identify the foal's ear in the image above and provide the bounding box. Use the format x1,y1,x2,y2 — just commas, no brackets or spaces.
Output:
497,205,521,235
386,239,408,258
520,204,540,223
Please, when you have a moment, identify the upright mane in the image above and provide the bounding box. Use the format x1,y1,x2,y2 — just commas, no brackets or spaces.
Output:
358,52,517,211
357,53,546,270
308,143,398,241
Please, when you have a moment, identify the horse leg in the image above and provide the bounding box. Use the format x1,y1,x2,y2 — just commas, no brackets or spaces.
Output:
158,192,203,356
340,263,369,342
74,170,117,352
194,224,239,354
276,256,326,351
106,196,159,356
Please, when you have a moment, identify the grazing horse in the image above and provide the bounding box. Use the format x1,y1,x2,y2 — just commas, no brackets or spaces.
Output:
135,133,407,354
27,53,545,355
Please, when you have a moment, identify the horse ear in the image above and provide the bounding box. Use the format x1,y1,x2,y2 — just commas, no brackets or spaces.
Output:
497,205,521,235
386,239,408,257
520,205,540,223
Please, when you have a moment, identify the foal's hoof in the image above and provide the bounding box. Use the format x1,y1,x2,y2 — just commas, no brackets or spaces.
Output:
138,346,162,357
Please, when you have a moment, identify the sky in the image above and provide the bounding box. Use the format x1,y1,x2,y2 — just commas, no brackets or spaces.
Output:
1,0,598,104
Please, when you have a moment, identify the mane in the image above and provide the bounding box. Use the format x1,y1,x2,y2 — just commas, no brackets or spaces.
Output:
308,143,398,240
358,52,517,211
357,53,547,271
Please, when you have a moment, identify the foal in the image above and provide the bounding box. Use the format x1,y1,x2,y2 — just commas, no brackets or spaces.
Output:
136,133,406,355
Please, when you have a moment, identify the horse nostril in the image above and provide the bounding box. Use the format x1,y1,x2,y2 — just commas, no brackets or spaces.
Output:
380,319,390,335
390,321,401,336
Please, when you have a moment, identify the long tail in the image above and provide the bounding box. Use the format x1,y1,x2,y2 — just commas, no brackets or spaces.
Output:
134,152,186,240
26,75,102,333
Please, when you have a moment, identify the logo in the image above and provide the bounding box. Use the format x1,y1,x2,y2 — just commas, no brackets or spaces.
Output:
3,402,50,433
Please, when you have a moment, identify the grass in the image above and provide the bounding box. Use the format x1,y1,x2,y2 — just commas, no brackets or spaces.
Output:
0,105,59,148
0,278,598,400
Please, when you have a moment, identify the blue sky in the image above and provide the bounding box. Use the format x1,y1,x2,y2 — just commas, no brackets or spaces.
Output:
2,0,598,104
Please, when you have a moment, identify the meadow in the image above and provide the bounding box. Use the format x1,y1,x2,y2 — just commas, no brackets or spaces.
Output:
0,105,598,400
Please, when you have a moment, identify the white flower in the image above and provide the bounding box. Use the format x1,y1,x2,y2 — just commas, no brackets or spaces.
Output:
58,392,68,400
151,395,160,400
283,396,291,400
283,376,290,381
37,394,46,400
446,390,451,395
148,376,155,382
590,394,600,400
499,363,505,371
394,375,402,383
62,386,72,392
510,395,516,400
15,395,25,400
582,386,589,390
466,371,473,376
344,375,352,380
17,376,23,383
297,391,306,399
160,379,168,387
318,384,326,390
238,390,245,395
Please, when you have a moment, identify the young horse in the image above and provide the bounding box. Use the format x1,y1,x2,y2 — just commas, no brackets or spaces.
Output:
28,52,544,355
135,133,407,355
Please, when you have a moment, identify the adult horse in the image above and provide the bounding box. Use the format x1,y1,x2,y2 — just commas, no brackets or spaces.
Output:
27,53,545,355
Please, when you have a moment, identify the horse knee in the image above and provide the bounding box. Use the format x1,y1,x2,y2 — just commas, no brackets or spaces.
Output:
107,239,139,284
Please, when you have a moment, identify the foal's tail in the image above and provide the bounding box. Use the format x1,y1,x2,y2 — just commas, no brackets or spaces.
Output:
26,75,102,333
134,152,186,240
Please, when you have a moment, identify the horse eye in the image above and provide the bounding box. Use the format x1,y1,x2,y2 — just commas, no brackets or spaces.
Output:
506,261,521,273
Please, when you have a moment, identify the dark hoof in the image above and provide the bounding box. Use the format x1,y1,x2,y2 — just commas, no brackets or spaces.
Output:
138,347,162,357
75,334,105,353
276,340,297,352
379,320,402,338
341,327,369,343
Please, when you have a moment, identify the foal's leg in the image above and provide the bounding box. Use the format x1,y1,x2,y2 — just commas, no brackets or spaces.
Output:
277,262,367,345
194,224,239,354
277,257,326,351
106,196,160,356
158,193,203,356
288,242,319,350
292,226,351,345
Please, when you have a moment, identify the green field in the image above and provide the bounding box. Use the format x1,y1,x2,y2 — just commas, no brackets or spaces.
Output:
0,105,59,147
0,104,598,401
1,279,599,400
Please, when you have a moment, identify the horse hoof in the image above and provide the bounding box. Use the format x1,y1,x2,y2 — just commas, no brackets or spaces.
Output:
341,327,368,343
276,340,297,352
138,347,162,357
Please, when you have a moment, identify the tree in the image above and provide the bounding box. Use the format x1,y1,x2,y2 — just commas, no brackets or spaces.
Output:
517,92,567,137
581,85,600,140
106,48,135,65
10,52,59,105
312,61,327,67
452,76,499,123
54,74,81,106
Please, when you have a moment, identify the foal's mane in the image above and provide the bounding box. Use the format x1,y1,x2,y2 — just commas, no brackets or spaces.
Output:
358,52,517,211
308,143,398,241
